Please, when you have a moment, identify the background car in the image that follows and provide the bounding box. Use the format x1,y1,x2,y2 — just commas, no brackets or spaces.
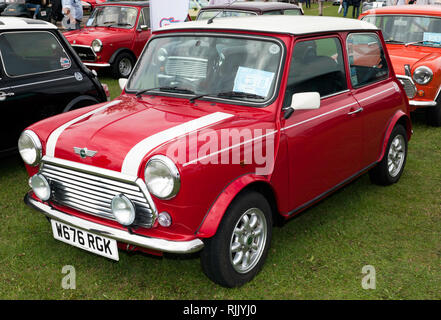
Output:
0,17,108,157
64,1,151,78
1,0,52,21
196,1,303,20
360,5,441,126
189,0,208,20
0,0,7,14
361,0,386,13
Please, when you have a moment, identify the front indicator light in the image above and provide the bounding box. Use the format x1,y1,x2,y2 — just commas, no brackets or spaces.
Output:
111,194,136,226
30,174,51,201
158,212,172,227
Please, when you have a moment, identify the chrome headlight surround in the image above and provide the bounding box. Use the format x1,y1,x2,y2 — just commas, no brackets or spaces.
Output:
413,66,433,85
145,155,180,200
18,130,42,166
91,39,103,53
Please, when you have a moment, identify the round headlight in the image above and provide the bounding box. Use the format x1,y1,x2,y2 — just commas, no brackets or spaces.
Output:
91,39,102,53
18,130,42,166
30,174,51,201
413,66,433,85
145,155,180,200
111,194,136,226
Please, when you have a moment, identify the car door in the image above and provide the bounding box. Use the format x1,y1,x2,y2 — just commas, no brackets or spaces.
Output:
281,36,364,213
0,30,87,152
346,32,403,168
133,7,151,57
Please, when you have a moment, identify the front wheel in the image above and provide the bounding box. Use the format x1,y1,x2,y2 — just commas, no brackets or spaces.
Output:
111,52,135,79
369,124,408,186
200,191,272,287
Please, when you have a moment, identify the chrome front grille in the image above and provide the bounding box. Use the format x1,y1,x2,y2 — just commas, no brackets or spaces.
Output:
41,162,154,228
72,45,96,62
165,56,208,79
397,76,417,99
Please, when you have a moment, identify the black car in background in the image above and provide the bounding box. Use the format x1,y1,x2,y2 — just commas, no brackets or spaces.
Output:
0,0,7,14
0,17,108,156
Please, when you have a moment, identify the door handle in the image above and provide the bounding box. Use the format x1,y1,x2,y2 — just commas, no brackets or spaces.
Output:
0,92,14,102
347,107,363,115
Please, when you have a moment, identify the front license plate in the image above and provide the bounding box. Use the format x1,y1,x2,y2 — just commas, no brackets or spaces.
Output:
51,220,119,261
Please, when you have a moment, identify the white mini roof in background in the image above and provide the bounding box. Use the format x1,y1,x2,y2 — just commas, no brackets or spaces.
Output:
161,15,378,35
0,17,57,30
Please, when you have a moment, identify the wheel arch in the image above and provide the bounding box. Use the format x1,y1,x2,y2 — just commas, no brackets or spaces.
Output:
378,110,412,163
196,174,280,239
109,48,136,64
63,95,100,113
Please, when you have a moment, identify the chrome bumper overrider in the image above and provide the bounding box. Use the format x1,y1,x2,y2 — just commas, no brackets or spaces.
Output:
408,100,437,107
84,62,111,68
24,193,204,254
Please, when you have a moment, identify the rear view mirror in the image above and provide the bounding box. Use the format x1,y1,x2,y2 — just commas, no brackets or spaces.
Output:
138,25,148,31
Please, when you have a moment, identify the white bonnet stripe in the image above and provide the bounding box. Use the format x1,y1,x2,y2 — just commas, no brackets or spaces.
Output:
121,112,234,176
46,100,121,157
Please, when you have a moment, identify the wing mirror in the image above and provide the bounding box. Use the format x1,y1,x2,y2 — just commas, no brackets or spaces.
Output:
284,92,320,119
138,25,149,31
119,78,128,91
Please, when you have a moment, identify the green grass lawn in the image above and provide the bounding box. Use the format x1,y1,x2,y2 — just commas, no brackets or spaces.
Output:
0,104,440,299
0,7,440,300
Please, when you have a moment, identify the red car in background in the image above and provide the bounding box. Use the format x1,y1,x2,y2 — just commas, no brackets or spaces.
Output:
65,1,151,78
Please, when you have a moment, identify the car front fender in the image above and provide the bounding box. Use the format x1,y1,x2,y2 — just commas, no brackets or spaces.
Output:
195,173,271,239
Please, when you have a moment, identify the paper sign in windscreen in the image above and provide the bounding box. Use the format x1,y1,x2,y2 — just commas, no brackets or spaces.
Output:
233,67,275,97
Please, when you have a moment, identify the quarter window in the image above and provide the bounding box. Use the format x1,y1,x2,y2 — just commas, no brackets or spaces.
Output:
346,33,388,88
0,31,71,77
284,37,347,106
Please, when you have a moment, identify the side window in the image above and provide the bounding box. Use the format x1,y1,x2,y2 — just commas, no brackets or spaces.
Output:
346,33,389,88
142,8,150,27
0,31,71,77
137,9,145,27
283,9,302,16
284,37,348,106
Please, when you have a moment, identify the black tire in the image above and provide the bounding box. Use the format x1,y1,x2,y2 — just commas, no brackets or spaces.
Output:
426,103,441,127
111,52,135,79
200,191,273,288
369,124,408,186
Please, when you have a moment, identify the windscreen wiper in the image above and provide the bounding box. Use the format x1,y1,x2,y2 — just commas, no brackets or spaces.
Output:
385,39,404,44
135,86,195,98
217,91,266,100
189,91,266,103
405,40,441,47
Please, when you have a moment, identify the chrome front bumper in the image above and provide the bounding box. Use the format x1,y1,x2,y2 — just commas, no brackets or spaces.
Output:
24,193,204,254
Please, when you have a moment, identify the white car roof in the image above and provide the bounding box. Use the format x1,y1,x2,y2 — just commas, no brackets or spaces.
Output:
0,17,57,30
161,15,378,35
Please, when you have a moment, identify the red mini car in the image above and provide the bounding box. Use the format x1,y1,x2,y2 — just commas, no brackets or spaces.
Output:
64,1,151,78
360,5,441,126
21,16,411,287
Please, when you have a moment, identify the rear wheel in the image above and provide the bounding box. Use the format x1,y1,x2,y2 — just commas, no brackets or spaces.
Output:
200,191,272,287
369,124,408,186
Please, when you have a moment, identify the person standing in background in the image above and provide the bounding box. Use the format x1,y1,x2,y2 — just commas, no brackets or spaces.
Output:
318,0,324,16
305,0,311,9
352,0,361,18
339,0,351,18
297,0,306,10
61,0,83,30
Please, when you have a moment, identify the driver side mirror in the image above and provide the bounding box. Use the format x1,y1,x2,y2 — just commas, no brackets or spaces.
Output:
284,92,321,119
137,25,149,32
119,78,128,91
